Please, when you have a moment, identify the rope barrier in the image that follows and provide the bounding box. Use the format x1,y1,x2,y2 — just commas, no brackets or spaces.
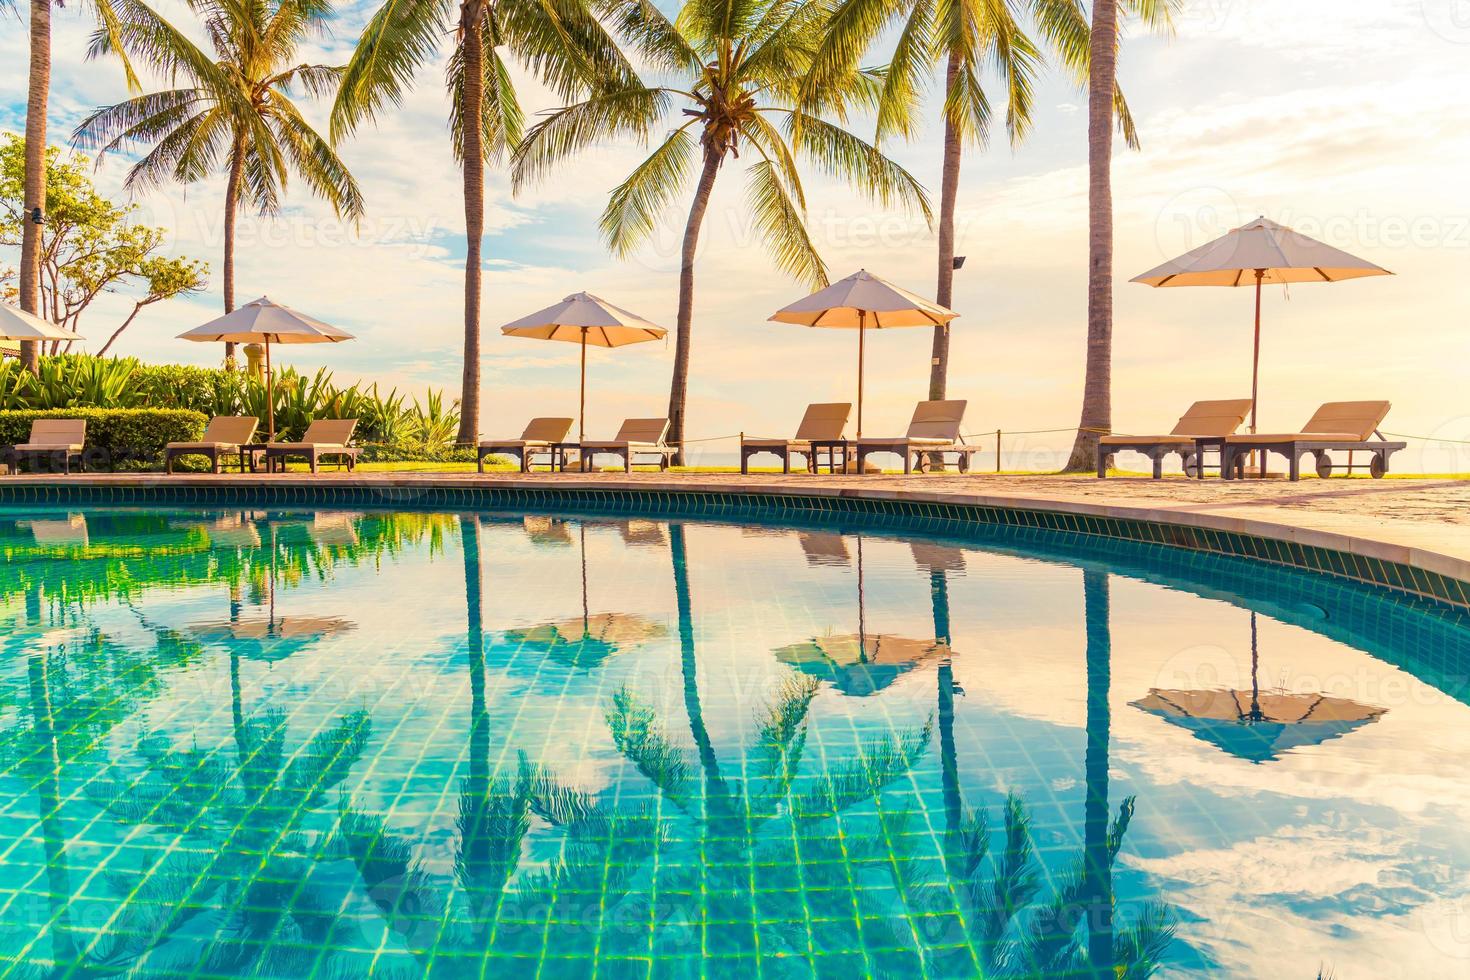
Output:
1381,430,1470,446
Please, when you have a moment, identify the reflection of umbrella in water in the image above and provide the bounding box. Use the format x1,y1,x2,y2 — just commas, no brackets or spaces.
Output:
504,522,667,671
775,532,945,696
193,616,356,663
1131,612,1386,763
775,631,947,697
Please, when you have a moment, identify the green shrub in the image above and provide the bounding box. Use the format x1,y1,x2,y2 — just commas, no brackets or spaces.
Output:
0,408,207,468
0,356,460,451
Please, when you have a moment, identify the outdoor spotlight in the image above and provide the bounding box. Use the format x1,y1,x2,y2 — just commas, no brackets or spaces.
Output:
952,255,966,270
29,207,43,225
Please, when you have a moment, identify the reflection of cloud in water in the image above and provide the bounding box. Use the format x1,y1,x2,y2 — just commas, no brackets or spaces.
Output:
1130,823,1470,976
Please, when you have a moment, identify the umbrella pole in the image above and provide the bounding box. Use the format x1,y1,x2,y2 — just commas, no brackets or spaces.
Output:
579,328,587,444
1250,270,1264,434
1250,270,1264,473
857,311,867,439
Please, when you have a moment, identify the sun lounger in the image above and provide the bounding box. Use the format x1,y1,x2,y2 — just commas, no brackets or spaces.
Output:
579,418,677,472
165,416,260,473
1097,399,1253,479
854,400,980,474
478,418,575,473
12,419,87,474
262,419,360,474
740,402,852,474
1222,400,1405,480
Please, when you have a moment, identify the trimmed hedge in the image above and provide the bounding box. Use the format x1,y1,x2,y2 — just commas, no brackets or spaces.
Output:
0,408,207,468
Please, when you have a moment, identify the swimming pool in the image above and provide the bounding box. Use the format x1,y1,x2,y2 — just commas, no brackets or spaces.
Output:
1,505,1467,978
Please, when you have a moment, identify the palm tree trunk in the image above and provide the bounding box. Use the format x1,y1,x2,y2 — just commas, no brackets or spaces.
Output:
929,52,963,402
667,146,723,467
456,1,489,446
1064,0,1119,472
459,513,495,933
19,0,52,373
222,138,245,367
1081,568,1113,976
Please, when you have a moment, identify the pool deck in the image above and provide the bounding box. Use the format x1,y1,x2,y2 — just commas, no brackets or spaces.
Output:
5,470,1469,604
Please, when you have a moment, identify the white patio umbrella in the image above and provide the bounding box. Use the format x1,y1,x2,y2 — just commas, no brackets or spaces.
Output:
501,291,667,442
0,301,83,343
1131,216,1392,435
177,297,354,440
769,270,957,437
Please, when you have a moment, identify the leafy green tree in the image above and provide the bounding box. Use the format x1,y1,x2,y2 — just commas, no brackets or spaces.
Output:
512,0,932,463
331,0,636,445
73,0,365,365
0,135,206,354
806,0,1139,410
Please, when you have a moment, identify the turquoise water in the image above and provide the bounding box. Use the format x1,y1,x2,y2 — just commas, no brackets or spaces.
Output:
2,506,1469,979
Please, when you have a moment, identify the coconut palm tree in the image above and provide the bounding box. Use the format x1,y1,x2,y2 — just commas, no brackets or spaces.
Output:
73,0,365,366
807,0,1138,412
1064,0,1177,472
512,0,933,463
331,0,635,445
15,0,140,372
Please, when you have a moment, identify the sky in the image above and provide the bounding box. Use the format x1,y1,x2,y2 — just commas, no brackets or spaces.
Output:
2,0,1469,469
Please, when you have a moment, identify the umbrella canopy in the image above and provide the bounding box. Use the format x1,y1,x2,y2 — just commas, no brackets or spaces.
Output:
1131,688,1386,763
1131,217,1391,436
178,297,355,440
0,301,83,342
502,291,667,442
775,632,948,697
770,270,958,437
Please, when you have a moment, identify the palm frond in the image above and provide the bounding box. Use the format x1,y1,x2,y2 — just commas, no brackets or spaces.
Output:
72,89,204,155
780,111,933,222
873,0,936,142
596,124,700,256
594,0,704,73
268,97,368,220
332,0,454,141
799,0,908,112
512,85,671,190
744,158,827,288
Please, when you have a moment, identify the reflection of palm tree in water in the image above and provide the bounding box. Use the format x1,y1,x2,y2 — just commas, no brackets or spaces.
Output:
343,519,936,969
922,557,1176,976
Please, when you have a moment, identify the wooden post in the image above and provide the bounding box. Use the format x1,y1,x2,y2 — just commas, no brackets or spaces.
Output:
579,328,588,443
264,337,274,441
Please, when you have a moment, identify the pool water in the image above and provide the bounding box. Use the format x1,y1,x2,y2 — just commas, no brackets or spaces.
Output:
2,506,1469,979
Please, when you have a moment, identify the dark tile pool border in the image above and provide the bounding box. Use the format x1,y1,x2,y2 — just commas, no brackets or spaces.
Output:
0,478,1465,611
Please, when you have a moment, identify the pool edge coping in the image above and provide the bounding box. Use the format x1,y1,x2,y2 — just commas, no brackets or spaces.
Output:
0,473,1465,610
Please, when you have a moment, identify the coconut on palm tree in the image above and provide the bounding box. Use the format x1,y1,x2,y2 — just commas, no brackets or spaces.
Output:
331,0,635,445
1064,0,1178,472
73,0,365,366
512,0,933,463
15,0,140,372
